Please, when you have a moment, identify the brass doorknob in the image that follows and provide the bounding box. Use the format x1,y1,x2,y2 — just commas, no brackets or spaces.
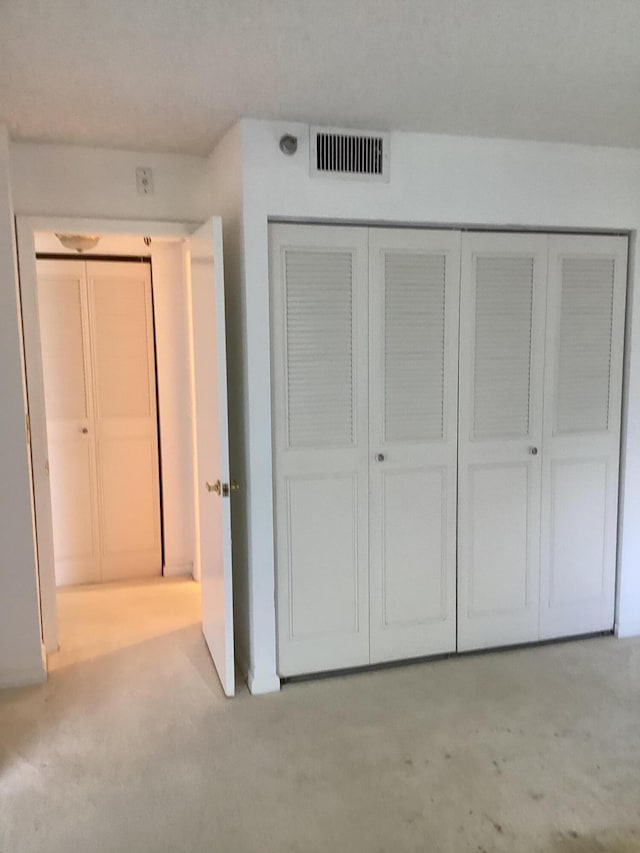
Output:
230,481,240,492
206,480,221,494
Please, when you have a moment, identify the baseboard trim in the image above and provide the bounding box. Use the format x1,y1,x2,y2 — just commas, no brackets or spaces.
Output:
163,561,194,578
615,619,640,639
0,662,47,690
247,667,281,695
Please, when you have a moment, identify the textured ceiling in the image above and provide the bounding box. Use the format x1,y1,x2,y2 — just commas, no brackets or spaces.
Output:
1,0,640,155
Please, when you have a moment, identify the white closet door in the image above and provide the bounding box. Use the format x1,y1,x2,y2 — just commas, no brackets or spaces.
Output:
458,233,548,651
271,224,369,677
37,260,101,586
368,228,460,662
540,235,627,639
87,261,162,581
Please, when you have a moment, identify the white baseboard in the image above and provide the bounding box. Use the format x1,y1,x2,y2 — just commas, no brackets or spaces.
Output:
615,619,640,639
0,663,47,690
247,667,281,695
163,561,194,578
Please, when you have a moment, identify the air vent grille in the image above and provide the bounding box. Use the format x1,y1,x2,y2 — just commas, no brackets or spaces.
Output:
310,127,389,181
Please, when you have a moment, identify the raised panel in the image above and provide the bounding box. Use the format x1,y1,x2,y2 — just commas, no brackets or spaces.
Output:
38,272,89,420
284,249,355,448
49,438,97,562
91,273,153,419
287,474,359,639
473,256,534,440
98,436,159,556
468,464,530,617
380,468,446,626
383,252,446,442
549,459,608,607
555,258,615,435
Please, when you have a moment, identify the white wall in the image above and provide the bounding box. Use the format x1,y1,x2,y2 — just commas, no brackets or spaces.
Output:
239,118,640,688
0,126,45,688
10,142,210,222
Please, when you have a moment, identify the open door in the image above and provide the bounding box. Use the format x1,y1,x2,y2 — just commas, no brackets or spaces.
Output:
188,218,235,697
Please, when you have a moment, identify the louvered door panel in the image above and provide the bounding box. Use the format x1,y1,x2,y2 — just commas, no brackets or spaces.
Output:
540,235,628,639
369,229,459,663
271,225,370,677
457,233,548,651
555,258,615,435
473,257,534,439
383,252,446,442
284,251,354,448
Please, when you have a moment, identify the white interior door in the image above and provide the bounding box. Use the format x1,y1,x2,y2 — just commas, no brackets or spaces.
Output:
188,218,235,697
87,261,162,581
37,259,101,586
271,224,370,677
368,228,460,662
539,235,628,639
457,233,548,651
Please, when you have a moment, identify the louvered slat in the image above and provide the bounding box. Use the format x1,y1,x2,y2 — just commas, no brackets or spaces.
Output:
473,256,534,439
555,258,615,434
285,250,354,447
383,252,446,441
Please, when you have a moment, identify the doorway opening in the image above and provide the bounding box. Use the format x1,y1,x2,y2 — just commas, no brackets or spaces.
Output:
17,218,237,695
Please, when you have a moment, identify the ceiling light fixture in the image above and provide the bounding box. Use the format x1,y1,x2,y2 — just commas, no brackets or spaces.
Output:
55,233,101,253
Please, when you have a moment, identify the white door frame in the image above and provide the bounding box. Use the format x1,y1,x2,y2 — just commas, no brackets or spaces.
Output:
16,216,195,656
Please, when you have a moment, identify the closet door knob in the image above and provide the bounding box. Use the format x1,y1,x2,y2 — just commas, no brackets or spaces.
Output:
375,453,385,462
529,446,538,456
81,427,89,434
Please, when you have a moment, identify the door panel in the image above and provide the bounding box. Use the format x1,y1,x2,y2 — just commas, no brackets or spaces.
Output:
87,262,162,582
37,260,100,585
540,235,627,638
271,224,370,677
458,233,548,651
369,228,459,662
188,217,235,697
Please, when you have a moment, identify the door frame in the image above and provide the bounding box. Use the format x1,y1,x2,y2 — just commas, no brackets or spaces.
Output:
16,216,195,656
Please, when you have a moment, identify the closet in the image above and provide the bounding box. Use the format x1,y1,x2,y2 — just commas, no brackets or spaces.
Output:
37,259,162,586
270,224,627,677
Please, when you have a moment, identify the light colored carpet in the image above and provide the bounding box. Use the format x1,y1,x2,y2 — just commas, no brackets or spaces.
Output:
1,579,640,853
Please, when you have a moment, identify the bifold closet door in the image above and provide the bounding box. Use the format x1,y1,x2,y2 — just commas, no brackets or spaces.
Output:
539,235,627,639
271,224,370,676
37,259,101,585
368,228,460,662
87,261,162,581
457,233,548,651
37,259,161,585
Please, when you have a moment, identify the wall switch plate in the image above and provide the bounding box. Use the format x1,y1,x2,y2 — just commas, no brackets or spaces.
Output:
136,167,154,195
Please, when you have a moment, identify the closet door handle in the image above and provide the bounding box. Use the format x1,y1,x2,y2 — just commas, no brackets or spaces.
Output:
81,427,89,434
375,453,385,462
529,446,538,456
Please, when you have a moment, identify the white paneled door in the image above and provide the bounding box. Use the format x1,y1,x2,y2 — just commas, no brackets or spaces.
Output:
368,228,460,662
271,225,370,676
37,259,162,586
539,235,627,639
457,233,548,651
188,218,235,697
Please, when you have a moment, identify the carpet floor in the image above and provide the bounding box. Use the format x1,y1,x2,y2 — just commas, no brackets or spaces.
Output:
1,579,640,852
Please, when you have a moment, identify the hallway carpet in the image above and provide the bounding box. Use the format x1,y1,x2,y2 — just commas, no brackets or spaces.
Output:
1,580,640,852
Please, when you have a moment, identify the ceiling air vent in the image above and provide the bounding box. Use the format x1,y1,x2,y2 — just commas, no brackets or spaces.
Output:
310,126,390,181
